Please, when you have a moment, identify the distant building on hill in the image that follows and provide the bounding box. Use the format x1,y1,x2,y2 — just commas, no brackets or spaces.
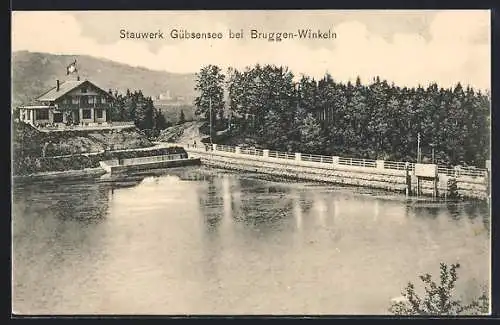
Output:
156,91,172,101
18,79,115,127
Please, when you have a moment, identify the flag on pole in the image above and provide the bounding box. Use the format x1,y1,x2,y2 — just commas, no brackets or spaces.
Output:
66,60,77,75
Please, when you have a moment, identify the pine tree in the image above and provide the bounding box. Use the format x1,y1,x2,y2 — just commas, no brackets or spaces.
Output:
194,65,225,135
178,109,186,125
299,113,324,154
217,63,490,166
155,109,169,130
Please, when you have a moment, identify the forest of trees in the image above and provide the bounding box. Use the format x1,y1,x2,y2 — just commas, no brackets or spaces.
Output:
108,89,170,137
194,64,490,167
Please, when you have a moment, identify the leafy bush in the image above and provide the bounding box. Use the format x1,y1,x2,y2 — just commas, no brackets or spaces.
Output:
389,263,489,315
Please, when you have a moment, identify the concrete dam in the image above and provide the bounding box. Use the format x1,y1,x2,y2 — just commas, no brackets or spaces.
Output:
182,143,489,201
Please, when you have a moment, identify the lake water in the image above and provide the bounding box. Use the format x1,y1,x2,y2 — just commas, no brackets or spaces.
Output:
12,167,490,315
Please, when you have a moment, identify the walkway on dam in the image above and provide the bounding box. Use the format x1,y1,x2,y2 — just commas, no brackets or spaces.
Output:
179,142,488,180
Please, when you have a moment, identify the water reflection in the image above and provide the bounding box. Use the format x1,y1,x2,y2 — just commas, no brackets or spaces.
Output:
313,193,328,227
418,206,440,219
293,190,303,231
12,180,112,314
234,178,295,233
446,203,461,221
12,167,491,315
202,178,224,231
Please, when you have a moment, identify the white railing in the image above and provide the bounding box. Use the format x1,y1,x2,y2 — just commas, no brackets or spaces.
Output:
110,121,135,127
384,161,415,171
438,166,487,178
121,154,185,166
268,150,295,160
216,144,236,153
438,166,455,177
301,154,333,164
240,147,264,156
36,121,135,132
338,157,377,168
184,143,488,178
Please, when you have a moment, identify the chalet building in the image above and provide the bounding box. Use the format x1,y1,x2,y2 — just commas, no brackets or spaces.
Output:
18,79,115,127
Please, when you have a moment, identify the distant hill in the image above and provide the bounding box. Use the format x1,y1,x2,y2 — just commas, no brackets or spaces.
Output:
12,51,198,115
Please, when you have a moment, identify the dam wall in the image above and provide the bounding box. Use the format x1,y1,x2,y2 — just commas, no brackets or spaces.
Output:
183,144,489,200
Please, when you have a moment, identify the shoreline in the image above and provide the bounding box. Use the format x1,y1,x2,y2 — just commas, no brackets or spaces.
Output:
12,145,187,182
12,167,106,182
10,143,489,202
187,149,489,202
11,164,487,205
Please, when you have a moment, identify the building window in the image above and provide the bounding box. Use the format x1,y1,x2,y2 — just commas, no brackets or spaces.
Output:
101,96,106,104
96,109,103,118
82,109,91,119
80,96,89,106
89,96,95,104
72,97,79,104
53,113,63,123
81,87,87,93
35,109,49,120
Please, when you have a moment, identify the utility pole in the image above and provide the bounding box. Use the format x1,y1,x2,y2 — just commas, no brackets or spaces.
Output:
430,143,435,164
417,132,421,163
296,83,301,109
209,96,212,146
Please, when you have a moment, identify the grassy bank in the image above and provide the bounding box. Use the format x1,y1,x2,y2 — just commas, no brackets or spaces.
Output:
13,121,153,157
12,121,185,176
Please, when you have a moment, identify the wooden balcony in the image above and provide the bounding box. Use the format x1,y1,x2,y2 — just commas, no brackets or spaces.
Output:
56,103,112,110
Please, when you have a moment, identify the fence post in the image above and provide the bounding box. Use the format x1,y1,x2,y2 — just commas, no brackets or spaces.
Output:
332,156,339,168
263,149,269,158
295,152,302,162
376,160,385,170
405,163,412,197
212,144,217,151
235,146,241,154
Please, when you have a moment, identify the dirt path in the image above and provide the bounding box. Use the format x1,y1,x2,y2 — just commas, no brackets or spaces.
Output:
158,121,205,145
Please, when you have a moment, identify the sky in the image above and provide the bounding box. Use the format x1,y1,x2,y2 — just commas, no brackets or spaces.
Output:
12,10,491,90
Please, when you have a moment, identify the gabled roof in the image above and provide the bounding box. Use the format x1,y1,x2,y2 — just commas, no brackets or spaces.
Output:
36,80,114,102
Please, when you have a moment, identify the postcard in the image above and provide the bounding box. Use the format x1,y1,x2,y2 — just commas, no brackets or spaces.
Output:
11,10,491,316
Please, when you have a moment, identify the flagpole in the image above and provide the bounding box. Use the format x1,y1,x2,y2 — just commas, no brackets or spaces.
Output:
67,60,79,80
76,60,80,81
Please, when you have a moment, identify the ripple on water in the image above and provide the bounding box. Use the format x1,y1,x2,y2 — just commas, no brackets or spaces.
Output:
12,168,490,315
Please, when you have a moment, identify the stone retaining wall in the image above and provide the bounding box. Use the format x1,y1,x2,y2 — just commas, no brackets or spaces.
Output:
104,158,200,175
12,167,106,183
188,149,488,200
